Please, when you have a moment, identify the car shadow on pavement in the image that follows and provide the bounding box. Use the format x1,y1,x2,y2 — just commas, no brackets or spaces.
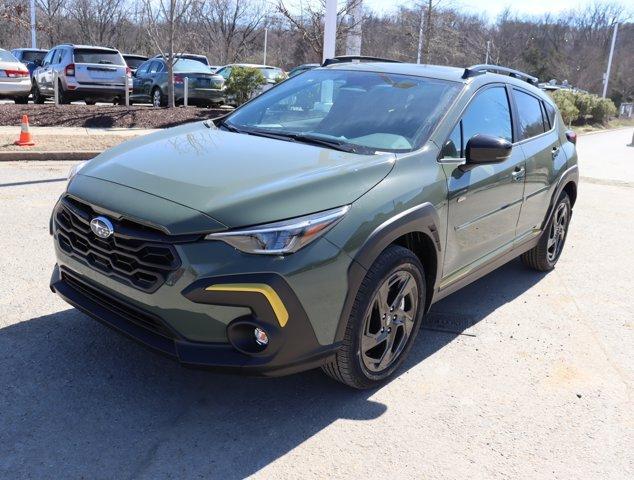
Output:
0,259,545,478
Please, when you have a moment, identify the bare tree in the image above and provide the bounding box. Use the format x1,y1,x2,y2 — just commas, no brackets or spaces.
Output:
70,0,129,45
141,0,195,108
276,0,363,59
195,0,268,64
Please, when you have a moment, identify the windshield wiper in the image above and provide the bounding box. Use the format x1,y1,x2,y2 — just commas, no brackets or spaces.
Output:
245,129,372,154
215,118,241,133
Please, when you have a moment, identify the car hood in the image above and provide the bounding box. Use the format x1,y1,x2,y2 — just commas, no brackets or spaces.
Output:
79,121,395,229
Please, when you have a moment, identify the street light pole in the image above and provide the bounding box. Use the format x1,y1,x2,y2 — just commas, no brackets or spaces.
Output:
602,22,619,98
30,0,37,48
263,28,268,65
485,40,490,64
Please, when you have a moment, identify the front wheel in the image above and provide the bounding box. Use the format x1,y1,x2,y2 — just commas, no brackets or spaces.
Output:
14,96,29,104
32,82,45,104
322,245,426,389
521,193,571,271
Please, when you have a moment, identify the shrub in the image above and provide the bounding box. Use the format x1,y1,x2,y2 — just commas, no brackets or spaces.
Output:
573,92,596,121
225,66,266,106
549,90,579,125
590,97,617,125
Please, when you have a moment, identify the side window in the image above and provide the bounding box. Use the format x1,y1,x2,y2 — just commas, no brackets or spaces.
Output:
136,62,149,75
53,49,63,65
148,61,160,74
441,122,462,158
462,86,513,144
42,49,55,66
514,89,547,140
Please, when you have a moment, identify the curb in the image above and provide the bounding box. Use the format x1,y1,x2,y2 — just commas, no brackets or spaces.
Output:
0,150,101,161
578,126,634,136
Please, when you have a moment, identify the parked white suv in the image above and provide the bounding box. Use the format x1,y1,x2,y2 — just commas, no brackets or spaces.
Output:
32,44,131,104
0,49,31,104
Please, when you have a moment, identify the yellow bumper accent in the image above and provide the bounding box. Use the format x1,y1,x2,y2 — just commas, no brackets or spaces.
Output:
204,283,289,327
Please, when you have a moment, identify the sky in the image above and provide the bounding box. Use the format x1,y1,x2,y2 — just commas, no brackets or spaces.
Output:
360,0,631,19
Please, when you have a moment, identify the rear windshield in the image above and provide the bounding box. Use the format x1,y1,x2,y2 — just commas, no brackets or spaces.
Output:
0,50,18,62
174,59,212,73
21,51,47,62
73,49,124,65
124,56,146,69
180,55,208,66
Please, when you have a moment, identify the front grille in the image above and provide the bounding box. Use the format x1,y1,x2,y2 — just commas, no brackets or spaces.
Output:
61,268,175,340
54,195,181,293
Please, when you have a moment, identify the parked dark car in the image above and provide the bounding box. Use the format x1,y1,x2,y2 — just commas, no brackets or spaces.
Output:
131,57,224,107
288,63,319,77
10,48,49,76
122,54,148,74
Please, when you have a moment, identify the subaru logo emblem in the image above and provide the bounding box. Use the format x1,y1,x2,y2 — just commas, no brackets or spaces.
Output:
90,216,114,239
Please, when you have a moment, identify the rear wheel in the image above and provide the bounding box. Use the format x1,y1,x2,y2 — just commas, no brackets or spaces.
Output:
85,99,96,105
57,81,70,104
521,193,571,271
322,245,426,389
152,87,165,108
32,81,45,104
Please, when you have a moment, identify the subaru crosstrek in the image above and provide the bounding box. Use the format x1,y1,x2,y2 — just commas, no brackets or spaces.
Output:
50,60,578,388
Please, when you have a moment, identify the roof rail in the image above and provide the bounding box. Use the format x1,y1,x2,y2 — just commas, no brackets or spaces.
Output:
322,55,403,67
463,64,539,85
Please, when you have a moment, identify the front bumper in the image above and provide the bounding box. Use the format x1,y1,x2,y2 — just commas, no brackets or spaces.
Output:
50,264,339,376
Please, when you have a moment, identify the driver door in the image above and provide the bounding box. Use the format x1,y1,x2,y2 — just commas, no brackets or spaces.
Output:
440,85,526,281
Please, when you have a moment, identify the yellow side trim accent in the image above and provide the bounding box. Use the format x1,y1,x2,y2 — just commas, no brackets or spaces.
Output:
205,283,289,327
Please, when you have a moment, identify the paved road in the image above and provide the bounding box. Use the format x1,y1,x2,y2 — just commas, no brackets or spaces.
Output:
0,130,632,479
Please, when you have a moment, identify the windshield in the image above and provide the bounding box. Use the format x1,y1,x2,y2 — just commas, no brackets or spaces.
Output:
73,49,124,65
174,59,213,73
0,50,18,63
226,69,462,152
21,50,47,63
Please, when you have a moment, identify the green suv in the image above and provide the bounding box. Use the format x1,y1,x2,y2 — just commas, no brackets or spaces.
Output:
50,60,578,388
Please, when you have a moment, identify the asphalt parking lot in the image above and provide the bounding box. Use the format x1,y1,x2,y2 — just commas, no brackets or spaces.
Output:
0,128,632,479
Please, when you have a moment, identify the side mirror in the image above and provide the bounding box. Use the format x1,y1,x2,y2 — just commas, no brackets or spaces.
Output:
465,134,512,164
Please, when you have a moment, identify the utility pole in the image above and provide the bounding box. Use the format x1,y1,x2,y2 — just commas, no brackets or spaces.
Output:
416,5,424,64
263,28,268,65
485,40,490,64
30,0,37,48
602,22,618,98
323,0,337,62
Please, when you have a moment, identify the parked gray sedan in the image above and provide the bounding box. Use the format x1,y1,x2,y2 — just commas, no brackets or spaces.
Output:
131,58,225,107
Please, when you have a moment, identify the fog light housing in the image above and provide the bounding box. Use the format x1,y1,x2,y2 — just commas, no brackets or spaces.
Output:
254,327,269,346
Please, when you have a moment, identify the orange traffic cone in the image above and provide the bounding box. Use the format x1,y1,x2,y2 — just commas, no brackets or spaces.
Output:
14,114,35,147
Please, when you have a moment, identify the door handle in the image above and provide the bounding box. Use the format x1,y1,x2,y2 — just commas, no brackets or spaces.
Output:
551,146,560,159
512,166,525,182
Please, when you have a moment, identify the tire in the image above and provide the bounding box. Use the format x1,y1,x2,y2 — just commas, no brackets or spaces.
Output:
32,82,45,104
85,99,96,105
14,96,29,104
322,245,426,389
57,81,70,104
152,87,165,108
521,193,572,271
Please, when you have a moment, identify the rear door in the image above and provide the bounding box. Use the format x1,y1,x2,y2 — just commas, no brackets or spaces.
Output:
512,88,566,238
441,84,526,279
73,48,125,86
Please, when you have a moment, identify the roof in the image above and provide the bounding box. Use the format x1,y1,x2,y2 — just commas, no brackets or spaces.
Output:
11,48,48,52
226,63,280,69
58,44,119,51
122,54,147,59
325,62,468,83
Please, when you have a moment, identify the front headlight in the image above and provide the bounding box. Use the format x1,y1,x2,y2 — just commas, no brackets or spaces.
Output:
205,206,349,255
67,160,88,182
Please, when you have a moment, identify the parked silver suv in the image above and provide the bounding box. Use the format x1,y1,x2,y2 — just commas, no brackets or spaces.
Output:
32,44,130,104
